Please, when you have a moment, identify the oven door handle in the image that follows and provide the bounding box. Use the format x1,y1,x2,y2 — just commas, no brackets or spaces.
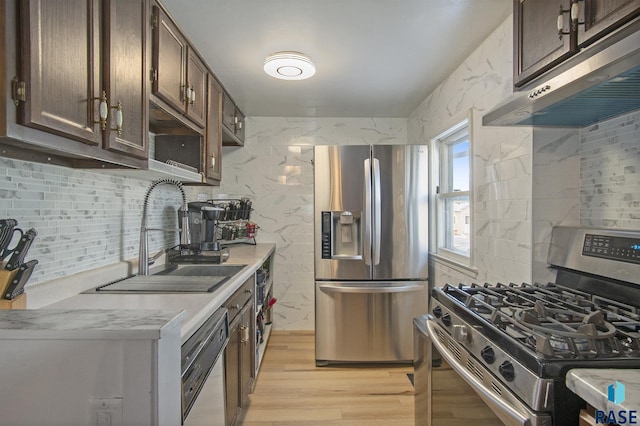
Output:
426,321,548,426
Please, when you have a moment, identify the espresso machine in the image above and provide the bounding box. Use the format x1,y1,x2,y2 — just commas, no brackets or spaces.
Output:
170,201,229,263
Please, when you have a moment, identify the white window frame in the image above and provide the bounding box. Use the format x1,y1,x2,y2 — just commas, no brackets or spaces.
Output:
430,110,475,274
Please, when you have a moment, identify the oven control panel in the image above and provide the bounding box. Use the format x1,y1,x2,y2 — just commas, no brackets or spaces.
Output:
583,234,640,264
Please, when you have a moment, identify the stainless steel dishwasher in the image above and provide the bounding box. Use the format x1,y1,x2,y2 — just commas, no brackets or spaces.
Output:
182,307,229,426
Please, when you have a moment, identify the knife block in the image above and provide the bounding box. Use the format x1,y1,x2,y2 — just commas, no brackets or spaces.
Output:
0,267,26,309
0,293,26,309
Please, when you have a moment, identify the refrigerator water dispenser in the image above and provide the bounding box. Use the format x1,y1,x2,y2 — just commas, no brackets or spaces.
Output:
321,211,361,259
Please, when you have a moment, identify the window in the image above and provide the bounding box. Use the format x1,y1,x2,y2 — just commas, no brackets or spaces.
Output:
433,119,471,263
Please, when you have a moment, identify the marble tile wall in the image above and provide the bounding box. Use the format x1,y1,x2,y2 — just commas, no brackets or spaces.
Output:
531,127,581,282
408,15,535,286
214,117,407,330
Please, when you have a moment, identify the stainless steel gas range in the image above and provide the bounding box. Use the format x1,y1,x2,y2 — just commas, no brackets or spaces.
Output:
414,226,640,426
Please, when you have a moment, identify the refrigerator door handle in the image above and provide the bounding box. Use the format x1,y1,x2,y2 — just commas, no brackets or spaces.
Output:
318,282,425,294
363,158,372,266
372,158,381,266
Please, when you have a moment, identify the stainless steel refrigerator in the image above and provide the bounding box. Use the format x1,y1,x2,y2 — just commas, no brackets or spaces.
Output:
314,144,429,365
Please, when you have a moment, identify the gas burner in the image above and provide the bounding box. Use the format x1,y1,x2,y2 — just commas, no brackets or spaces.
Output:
441,281,640,359
514,303,619,358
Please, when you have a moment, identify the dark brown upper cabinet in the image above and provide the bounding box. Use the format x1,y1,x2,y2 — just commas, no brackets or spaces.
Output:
151,4,207,129
235,108,245,143
578,0,640,47
18,0,102,146
514,0,640,87
16,0,148,164
155,75,222,185
102,0,149,159
514,0,576,87
206,77,223,183
187,50,208,127
222,92,245,146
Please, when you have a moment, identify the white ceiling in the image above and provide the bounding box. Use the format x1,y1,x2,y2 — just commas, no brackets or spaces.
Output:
160,0,512,118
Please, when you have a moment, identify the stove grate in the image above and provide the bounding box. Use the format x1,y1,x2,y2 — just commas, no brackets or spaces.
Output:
442,282,640,359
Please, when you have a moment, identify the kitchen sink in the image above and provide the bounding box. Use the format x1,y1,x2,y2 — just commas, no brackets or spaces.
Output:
91,264,248,293
154,264,246,277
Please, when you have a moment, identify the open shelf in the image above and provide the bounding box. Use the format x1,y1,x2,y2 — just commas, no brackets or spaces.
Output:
254,250,275,377
256,322,272,371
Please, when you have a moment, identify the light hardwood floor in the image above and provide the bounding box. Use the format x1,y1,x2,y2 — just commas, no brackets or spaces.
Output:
238,331,415,426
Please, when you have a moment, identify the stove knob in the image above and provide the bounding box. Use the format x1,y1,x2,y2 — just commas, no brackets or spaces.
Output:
432,306,442,318
499,361,515,382
452,325,470,343
442,313,452,327
481,346,495,364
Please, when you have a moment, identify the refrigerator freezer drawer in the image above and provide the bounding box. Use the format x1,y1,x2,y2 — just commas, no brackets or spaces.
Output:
315,280,429,364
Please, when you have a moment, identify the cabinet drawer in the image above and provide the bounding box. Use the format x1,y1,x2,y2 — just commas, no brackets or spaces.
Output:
223,276,254,322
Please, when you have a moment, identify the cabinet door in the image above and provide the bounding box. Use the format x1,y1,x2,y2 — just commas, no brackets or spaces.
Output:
18,0,101,145
222,92,236,132
235,108,245,143
206,78,223,182
224,314,241,426
579,0,640,47
239,301,255,405
152,5,186,113
186,50,207,128
514,0,576,87
102,0,148,159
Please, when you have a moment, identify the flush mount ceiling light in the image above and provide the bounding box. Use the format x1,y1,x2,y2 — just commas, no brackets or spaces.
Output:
264,51,316,80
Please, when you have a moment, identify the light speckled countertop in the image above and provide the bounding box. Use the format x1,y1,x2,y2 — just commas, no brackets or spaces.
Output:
41,243,275,343
567,368,640,412
0,309,183,340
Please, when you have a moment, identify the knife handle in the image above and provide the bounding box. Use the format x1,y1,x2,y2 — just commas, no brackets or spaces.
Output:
0,227,23,260
3,259,38,300
4,228,36,270
0,219,18,228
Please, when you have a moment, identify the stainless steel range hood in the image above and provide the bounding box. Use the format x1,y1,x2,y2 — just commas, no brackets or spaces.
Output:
483,20,640,127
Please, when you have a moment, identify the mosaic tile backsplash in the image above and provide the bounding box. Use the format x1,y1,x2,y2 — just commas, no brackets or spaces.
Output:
0,162,197,285
580,111,640,229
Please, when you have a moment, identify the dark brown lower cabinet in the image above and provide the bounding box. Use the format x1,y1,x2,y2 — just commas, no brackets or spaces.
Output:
224,278,255,426
225,312,240,426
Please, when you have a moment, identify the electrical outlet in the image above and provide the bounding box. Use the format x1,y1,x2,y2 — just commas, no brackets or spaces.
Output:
196,193,207,201
90,398,123,426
